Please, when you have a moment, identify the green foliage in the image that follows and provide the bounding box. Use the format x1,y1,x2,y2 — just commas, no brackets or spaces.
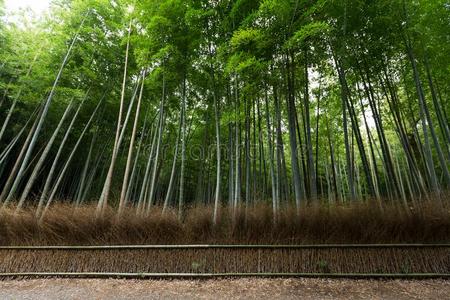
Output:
317,260,330,273
285,21,330,49
0,0,449,206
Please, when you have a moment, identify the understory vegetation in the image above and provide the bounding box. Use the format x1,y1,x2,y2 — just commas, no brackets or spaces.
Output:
0,200,449,245
0,0,449,244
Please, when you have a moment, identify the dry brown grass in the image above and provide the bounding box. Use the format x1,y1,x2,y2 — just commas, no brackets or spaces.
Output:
0,198,449,246
0,199,448,275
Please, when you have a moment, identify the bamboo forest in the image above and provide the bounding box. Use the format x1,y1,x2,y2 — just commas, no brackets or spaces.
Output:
0,0,449,246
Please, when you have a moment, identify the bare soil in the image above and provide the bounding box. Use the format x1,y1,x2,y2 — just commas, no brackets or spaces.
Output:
0,278,449,300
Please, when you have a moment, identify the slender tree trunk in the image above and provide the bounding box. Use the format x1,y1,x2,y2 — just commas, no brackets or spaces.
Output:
75,127,98,206
244,96,250,208
264,83,277,221
228,121,234,207
380,69,426,196
333,57,355,200
233,77,241,215
125,112,151,205
16,99,74,210
119,72,146,214
423,52,450,157
212,72,221,225
252,98,257,202
327,120,339,203
257,96,267,198
178,75,187,219
163,124,180,214
1,15,87,206
0,126,26,166
35,96,87,213
273,79,287,206
98,20,132,213
146,74,166,213
0,111,40,206
39,100,102,220
405,38,448,190
0,106,39,166
0,51,40,144
285,53,303,212
137,122,157,213
303,48,317,199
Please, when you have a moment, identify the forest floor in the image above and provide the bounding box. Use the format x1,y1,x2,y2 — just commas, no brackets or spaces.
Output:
0,278,449,299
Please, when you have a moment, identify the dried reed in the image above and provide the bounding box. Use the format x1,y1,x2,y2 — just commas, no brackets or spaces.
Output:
0,198,448,246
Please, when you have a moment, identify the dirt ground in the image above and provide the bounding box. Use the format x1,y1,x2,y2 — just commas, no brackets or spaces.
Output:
0,278,449,300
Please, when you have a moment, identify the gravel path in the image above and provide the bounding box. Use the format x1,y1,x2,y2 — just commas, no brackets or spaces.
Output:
0,278,449,299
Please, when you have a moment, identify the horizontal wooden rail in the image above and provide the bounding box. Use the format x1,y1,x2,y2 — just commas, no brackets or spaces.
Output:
0,272,449,279
0,244,449,250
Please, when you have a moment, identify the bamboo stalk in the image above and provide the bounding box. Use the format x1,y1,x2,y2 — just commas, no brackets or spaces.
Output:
0,272,448,279
0,244,448,250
